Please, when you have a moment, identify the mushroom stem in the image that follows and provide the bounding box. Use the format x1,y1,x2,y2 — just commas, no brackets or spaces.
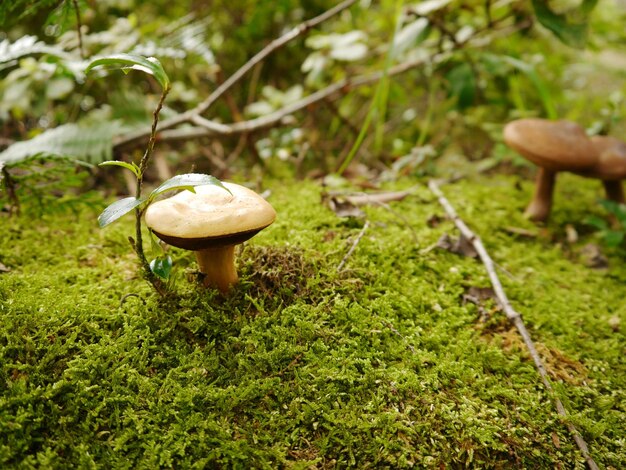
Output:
525,168,557,222
195,245,238,293
602,180,625,204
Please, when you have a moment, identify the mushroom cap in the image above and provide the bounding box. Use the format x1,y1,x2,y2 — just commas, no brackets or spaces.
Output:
145,182,276,250
587,135,626,180
503,119,597,171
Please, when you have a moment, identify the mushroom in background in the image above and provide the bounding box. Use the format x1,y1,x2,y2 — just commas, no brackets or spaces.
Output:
145,182,276,293
503,118,626,222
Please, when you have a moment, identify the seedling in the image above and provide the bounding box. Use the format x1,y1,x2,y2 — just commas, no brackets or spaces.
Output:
85,53,228,294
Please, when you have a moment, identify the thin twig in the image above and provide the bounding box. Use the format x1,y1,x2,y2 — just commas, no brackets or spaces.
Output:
134,88,170,295
113,0,357,149
192,0,358,117
117,53,441,148
427,179,598,470
71,0,85,59
337,220,370,271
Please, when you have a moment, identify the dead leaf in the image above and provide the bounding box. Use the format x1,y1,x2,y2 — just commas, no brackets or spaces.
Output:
343,190,412,206
427,214,444,228
322,188,413,218
464,286,497,302
462,286,499,321
436,233,478,258
326,197,365,218
323,231,337,242
503,226,537,238
608,315,620,332
0,262,10,273
579,243,609,269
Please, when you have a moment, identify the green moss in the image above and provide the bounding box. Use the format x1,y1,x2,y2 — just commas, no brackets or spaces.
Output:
0,175,624,468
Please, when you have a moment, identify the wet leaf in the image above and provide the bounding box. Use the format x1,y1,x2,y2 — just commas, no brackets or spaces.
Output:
85,53,170,91
149,173,230,201
98,197,144,228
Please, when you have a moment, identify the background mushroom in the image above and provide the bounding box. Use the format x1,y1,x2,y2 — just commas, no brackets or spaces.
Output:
503,118,626,221
588,135,626,203
145,182,276,293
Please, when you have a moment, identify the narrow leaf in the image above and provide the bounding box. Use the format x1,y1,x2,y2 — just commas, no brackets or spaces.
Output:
98,196,144,228
85,53,170,90
149,173,231,200
531,0,598,47
99,160,139,177
499,56,556,119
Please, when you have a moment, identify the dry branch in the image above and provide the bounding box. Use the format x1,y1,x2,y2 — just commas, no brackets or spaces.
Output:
427,179,599,470
112,1,526,152
122,53,441,147
114,0,358,149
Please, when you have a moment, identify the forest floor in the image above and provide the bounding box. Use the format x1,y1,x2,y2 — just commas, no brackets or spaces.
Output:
1,173,624,468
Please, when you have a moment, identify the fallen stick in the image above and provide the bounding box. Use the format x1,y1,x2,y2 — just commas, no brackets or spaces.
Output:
427,179,598,470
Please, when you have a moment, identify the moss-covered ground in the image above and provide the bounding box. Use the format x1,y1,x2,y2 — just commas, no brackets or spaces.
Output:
1,174,625,468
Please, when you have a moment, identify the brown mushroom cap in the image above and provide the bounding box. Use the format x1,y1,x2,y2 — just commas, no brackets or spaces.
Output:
588,135,626,180
503,119,597,171
144,182,276,250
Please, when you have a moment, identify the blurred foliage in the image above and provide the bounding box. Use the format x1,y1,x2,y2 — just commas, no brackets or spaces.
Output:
586,199,626,250
1,0,626,196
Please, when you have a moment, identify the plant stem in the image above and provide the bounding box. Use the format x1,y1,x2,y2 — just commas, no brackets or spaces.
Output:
71,0,85,59
134,87,170,293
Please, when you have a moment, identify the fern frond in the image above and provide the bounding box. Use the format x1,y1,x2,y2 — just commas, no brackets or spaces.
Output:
131,14,216,65
0,122,121,166
0,35,74,65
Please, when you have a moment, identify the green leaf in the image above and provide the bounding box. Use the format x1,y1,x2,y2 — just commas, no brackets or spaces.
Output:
99,160,140,177
98,196,144,228
531,0,598,48
85,53,170,91
150,256,172,279
585,215,608,231
603,230,624,248
446,63,476,110
499,55,556,119
149,173,231,201
0,122,120,166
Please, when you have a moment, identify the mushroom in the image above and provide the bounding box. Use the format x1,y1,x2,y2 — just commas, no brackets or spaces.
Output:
503,118,626,221
145,182,276,293
588,135,626,203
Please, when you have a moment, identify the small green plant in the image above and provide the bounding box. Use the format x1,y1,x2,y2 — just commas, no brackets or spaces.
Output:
85,53,228,295
586,199,626,249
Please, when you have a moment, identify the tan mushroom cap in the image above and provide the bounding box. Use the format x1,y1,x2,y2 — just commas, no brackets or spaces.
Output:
588,135,626,180
503,118,597,171
145,182,276,250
